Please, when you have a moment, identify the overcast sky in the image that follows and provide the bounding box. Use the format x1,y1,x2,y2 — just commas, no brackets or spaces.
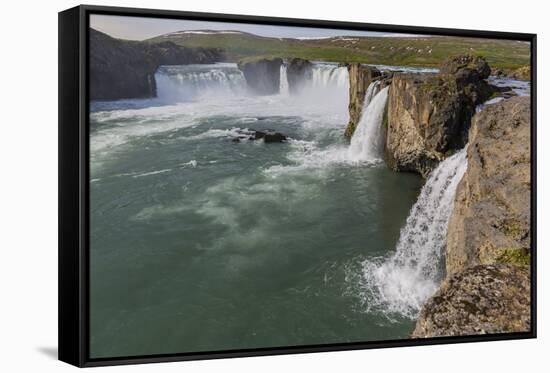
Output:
90,14,417,41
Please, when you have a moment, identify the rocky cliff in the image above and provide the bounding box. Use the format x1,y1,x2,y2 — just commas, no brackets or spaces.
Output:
90,29,223,100
286,58,313,94
412,96,531,337
445,96,531,275
237,58,282,95
344,64,382,139
385,55,495,177
412,264,530,337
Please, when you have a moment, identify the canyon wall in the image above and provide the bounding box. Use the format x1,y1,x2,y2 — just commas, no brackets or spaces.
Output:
342,55,531,337
286,58,313,94
344,64,382,139
237,58,282,95
412,96,531,337
90,29,223,100
384,55,495,177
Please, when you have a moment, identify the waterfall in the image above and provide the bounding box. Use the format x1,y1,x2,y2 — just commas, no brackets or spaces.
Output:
310,63,349,89
348,84,388,162
360,146,468,319
155,63,247,102
280,63,289,95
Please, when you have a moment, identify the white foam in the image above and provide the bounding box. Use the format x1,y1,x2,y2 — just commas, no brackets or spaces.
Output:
280,64,289,95
357,147,468,319
348,84,388,162
132,168,172,178
180,160,197,168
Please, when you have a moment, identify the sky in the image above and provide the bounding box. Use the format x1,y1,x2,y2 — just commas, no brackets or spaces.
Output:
90,14,419,41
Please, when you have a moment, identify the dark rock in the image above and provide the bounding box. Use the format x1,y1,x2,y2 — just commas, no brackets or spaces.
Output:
89,28,224,100
263,131,287,143
440,54,491,80
253,130,266,140
385,55,495,177
233,129,286,143
237,58,282,95
510,66,531,81
286,58,313,94
412,264,530,338
344,63,382,138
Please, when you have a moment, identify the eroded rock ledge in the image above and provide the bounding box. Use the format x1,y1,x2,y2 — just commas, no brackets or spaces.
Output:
344,64,382,138
413,97,531,338
446,96,531,276
412,264,530,338
286,58,313,94
237,58,282,95
385,55,495,177
90,29,223,100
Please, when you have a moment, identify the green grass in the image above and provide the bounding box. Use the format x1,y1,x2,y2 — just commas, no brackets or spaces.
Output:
147,33,530,70
496,248,531,267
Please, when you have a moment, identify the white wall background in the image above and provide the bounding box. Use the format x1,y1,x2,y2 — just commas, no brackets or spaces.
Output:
0,0,546,371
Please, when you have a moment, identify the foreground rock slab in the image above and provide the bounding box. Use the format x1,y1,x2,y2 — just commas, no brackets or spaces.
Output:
414,96,532,338
446,96,531,275
412,264,530,338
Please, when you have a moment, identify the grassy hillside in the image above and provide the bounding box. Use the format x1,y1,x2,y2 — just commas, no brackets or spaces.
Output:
147,31,530,70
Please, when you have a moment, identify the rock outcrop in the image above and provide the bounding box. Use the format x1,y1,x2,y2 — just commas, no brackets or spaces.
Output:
237,58,282,95
90,29,223,100
445,96,531,275
385,55,495,177
286,58,313,94
510,66,531,81
412,264,530,338
413,97,532,338
344,64,382,139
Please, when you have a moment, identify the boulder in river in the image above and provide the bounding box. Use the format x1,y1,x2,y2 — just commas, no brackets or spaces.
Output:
253,130,287,143
233,129,287,143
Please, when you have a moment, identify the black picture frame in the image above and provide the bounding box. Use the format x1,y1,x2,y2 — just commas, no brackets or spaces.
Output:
59,4,537,367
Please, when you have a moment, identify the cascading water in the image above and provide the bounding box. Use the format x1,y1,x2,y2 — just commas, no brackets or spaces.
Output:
155,63,247,102
359,146,468,319
310,63,349,89
280,63,289,95
348,84,388,162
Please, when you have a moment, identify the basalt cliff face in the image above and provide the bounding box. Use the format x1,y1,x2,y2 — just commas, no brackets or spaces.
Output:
286,58,313,94
412,97,531,338
344,64,382,139
412,264,530,337
237,58,283,95
445,96,531,276
90,29,223,100
385,55,494,177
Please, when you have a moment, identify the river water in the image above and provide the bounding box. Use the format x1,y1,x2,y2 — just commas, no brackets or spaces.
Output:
89,62,425,358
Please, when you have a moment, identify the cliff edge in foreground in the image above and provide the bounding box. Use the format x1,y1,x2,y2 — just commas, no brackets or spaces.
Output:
412,96,531,338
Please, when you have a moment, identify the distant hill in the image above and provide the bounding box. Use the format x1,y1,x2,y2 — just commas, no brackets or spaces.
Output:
147,30,530,70
90,29,224,100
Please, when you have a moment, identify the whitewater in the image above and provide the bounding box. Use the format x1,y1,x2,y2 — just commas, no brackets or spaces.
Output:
89,61,456,357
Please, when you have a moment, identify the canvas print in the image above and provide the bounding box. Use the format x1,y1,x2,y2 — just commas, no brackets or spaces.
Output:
88,14,532,358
